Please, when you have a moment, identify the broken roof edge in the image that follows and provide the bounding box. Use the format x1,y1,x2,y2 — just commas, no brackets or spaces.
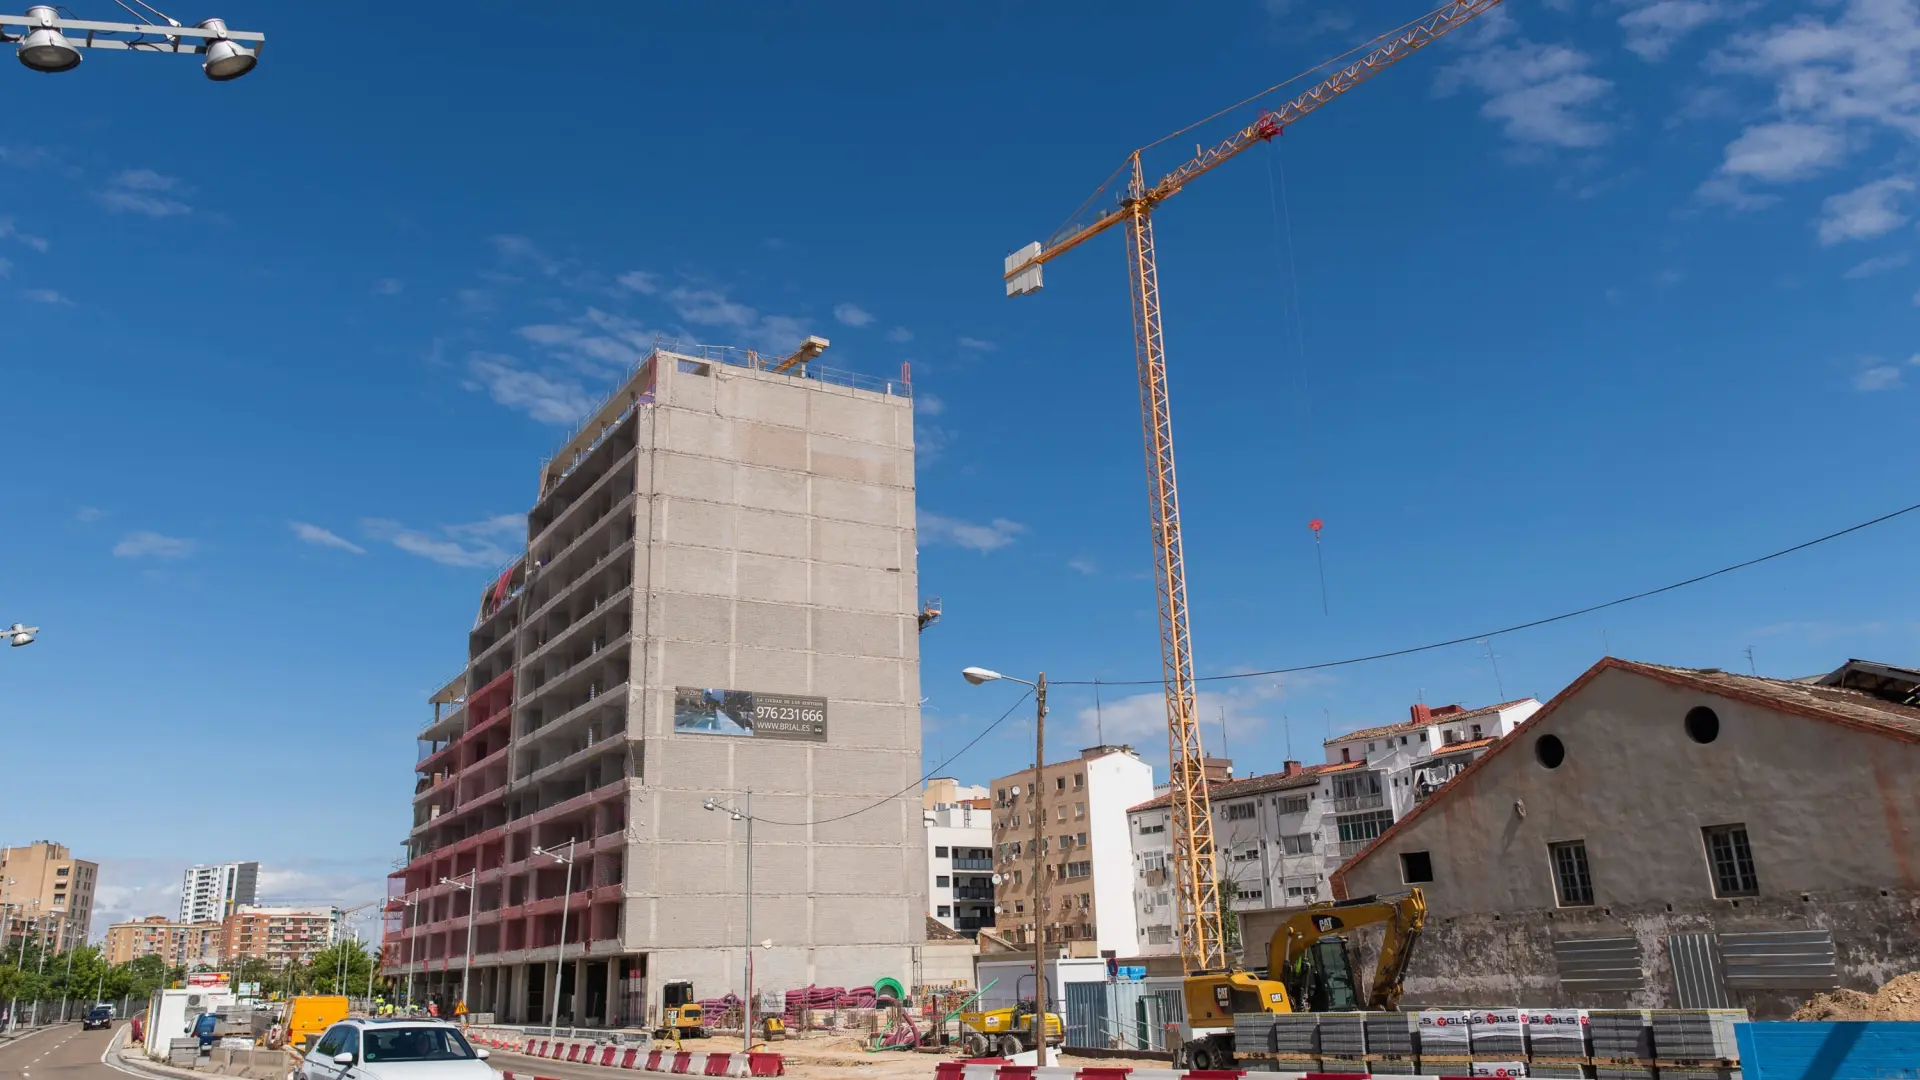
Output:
1330,656,1920,899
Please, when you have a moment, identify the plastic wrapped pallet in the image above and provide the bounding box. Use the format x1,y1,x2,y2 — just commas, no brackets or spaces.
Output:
1587,1010,1654,1060
1470,1063,1528,1077
1524,1008,1590,1057
1470,1008,1527,1058
1319,1012,1368,1057
1650,1009,1745,1061
1527,1066,1589,1079
1417,1008,1475,1055
1365,1011,1417,1056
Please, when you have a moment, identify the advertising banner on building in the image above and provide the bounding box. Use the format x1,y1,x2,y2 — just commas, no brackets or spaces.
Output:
186,972,231,989
673,687,828,741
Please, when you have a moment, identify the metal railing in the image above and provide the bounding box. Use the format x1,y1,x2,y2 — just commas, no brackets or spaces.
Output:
1331,837,1380,857
951,857,992,870
1331,792,1385,813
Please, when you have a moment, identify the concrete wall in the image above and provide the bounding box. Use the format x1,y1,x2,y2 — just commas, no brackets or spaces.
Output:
1340,666,1920,1016
623,356,924,1006
1086,752,1153,956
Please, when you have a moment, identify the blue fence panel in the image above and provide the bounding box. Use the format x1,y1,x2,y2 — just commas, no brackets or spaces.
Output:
1737,1021,1920,1079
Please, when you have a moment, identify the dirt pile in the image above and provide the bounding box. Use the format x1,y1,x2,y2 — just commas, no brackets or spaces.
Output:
1793,971,1920,1020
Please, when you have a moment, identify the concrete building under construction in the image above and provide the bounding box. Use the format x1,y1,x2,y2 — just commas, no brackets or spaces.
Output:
386,341,925,1027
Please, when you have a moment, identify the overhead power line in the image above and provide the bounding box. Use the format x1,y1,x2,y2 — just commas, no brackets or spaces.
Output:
1058,499,1920,688
744,687,1035,828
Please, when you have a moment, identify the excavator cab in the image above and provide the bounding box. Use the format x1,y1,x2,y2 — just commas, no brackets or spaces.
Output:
1290,937,1361,1013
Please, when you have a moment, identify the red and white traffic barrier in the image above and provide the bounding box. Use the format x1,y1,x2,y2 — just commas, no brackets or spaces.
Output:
933,1065,1478,1080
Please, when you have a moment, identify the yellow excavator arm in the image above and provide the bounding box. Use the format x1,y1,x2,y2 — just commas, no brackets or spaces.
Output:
1267,889,1427,1011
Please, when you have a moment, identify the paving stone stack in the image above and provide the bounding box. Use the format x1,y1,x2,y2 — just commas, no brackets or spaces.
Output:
1366,1010,1417,1066
1469,1007,1527,1060
1316,1011,1367,1071
1231,1011,1283,1055
1526,1066,1590,1078
1524,1008,1591,1058
1589,1010,1656,1061
1651,1009,1744,1062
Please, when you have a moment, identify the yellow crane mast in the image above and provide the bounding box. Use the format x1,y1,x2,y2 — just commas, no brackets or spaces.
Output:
1002,0,1507,975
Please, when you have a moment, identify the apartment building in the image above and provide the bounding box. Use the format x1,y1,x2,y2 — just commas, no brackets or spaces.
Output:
387,341,924,1027
179,862,260,924
1127,699,1538,956
989,746,1153,957
924,779,993,935
105,916,224,967
222,905,335,966
0,841,98,952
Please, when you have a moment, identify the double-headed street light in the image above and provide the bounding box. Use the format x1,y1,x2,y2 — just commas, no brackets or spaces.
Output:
439,872,478,1018
0,5,263,79
532,840,576,1035
961,666,1052,1058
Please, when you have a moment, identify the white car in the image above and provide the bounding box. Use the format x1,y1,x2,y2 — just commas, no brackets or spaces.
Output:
297,1020,493,1080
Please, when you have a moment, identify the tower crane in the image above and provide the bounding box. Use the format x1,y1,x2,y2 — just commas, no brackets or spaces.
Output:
1002,0,1506,975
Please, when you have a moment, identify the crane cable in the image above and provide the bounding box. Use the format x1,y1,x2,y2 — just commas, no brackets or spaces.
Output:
1056,499,1920,687
1264,141,1328,616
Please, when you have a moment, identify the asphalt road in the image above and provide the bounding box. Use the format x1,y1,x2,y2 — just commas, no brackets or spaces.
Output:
0,1025,128,1080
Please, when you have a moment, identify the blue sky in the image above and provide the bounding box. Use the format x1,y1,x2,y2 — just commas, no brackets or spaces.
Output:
2,0,1917,932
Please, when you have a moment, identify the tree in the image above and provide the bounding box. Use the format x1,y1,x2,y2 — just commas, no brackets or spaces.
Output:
1218,878,1242,954
306,940,388,998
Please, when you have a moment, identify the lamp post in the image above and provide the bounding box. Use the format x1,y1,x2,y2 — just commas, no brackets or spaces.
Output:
703,793,755,1052
439,872,477,1019
533,840,576,1035
402,895,421,1012
962,666,1050,1056
10,902,38,1031
3,623,35,648
0,7,263,79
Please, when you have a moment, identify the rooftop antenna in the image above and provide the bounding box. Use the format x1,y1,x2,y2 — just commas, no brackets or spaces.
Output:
1218,706,1230,764
1743,646,1756,676
1480,638,1507,700
1282,711,1292,760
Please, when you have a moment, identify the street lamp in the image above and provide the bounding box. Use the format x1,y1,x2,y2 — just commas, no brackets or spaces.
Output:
5,623,36,648
962,665,1051,1059
703,794,755,1052
532,840,576,1035
401,894,421,1012
0,5,264,80
439,872,477,1019
9,901,38,1031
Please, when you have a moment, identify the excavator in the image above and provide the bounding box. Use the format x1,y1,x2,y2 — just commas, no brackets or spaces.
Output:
1175,889,1426,1070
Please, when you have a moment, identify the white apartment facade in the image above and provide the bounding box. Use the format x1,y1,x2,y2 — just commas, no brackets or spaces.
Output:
1127,700,1539,957
925,795,994,935
990,746,1154,957
180,862,260,924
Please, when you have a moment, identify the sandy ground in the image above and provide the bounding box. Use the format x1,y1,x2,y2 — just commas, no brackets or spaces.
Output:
661,1033,1119,1080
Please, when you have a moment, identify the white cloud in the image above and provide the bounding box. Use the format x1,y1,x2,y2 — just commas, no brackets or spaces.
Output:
833,302,876,327
667,286,756,328
1842,251,1910,278
1817,177,1914,244
99,169,192,217
885,326,914,343
1854,363,1903,391
1435,13,1612,149
488,234,562,276
957,336,998,352
290,521,366,554
1067,555,1099,576
113,530,195,559
913,394,945,417
372,278,404,296
0,218,49,253
1721,122,1844,182
362,514,523,568
1619,0,1734,61
464,353,596,424
75,507,104,523
1071,680,1295,761
917,511,1026,552
21,288,71,305
616,270,659,295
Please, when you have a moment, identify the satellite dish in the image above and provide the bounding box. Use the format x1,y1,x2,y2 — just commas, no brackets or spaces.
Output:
991,873,1004,885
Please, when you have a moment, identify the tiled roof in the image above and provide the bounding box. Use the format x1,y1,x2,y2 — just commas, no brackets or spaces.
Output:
925,915,967,941
1127,760,1363,814
1323,700,1535,746
1331,657,1920,898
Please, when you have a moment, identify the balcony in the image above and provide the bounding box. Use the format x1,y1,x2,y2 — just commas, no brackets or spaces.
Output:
1331,792,1384,813
951,857,992,871
1331,837,1379,858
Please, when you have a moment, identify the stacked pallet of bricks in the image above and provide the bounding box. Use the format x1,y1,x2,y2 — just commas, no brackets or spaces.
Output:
1226,1007,1744,1078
